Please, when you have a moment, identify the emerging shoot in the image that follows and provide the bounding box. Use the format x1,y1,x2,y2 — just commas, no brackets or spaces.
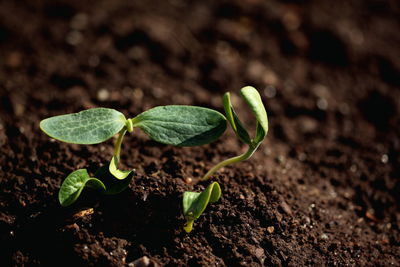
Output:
182,182,221,233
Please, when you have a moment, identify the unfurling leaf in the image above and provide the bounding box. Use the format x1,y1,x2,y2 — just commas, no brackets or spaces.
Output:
40,108,126,144
240,86,268,143
182,182,221,233
59,169,106,207
223,92,252,145
130,105,226,146
109,156,132,180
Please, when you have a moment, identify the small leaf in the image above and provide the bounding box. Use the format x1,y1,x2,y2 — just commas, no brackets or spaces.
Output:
40,108,127,144
95,165,134,195
182,182,221,233
131,106,226,146
223,92,252,144
109,156,132,180
59,169,106,207
240,86,268,142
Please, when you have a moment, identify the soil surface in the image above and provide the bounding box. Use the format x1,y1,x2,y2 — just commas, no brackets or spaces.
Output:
0,0,399,266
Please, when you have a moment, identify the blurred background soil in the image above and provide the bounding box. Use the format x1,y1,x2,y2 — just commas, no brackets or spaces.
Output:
0,0,399,266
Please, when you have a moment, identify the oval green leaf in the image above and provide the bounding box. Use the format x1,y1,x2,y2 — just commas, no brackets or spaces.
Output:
40,108,127,144
109,156,132,180
240,86,268,142
223,92,252,145
59,169,106,207
182,182,221,233
94,165,134,195
131,106,227,146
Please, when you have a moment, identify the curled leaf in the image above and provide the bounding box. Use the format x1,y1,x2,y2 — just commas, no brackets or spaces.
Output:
223,92,252,145
240,86,268,143
59,169,106,207
182,182,221,233
40,108,127,144
109,156,132,180
95,165,134,195
131,105,227,146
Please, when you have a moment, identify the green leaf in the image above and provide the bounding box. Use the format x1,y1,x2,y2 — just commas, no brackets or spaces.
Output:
95,165,134,195
40,108,127,144
182,182,221,233
223,92,252,145
130,105,227,146
58,169,106,207
109,156,132,180
240,86,268,143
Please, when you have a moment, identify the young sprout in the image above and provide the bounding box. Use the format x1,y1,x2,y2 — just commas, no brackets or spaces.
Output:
40,106,227,206
201,86,268,181
182,182,221,233
182,86,268,233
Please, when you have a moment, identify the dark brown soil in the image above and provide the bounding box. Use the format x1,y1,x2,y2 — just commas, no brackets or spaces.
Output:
0,0,399,266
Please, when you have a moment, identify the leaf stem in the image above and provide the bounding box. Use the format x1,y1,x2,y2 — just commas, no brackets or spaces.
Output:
113,128,127,161
201,143,260,181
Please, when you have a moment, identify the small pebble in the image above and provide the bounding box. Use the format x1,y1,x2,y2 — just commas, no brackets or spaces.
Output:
267,226,275,233
350,164,357,173
97,88,110,101
320,233,329,240
316,98,328,110
381,154,388,164
185,177,192,184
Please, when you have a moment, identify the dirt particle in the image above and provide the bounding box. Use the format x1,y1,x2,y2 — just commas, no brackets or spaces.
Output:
97,88,110,101
279,200,293,216
381,154,388,164
317,98,328,110
73,208,94,219
267,226,275,233
320,233,329,240
128,256,159,267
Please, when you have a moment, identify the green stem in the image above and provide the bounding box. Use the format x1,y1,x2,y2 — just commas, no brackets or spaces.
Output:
201,143,260,181
113,128,127,161
183,220,194,233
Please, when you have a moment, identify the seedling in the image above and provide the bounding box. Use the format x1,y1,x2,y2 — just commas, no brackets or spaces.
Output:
182,86,268,232
182,182,221,233
201,86,268,181
40,106,227,206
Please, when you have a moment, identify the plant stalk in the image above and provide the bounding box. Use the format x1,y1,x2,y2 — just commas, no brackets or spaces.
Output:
113,128,127,161
201,143,260,181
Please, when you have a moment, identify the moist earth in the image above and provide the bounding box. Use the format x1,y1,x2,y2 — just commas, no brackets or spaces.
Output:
0,0,399,266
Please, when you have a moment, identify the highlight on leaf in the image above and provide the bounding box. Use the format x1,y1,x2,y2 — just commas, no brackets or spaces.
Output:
182,182,221,233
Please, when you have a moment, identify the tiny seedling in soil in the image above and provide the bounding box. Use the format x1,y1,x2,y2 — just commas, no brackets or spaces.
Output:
183,86,268,232
40,106,227,206
182,182,221,233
